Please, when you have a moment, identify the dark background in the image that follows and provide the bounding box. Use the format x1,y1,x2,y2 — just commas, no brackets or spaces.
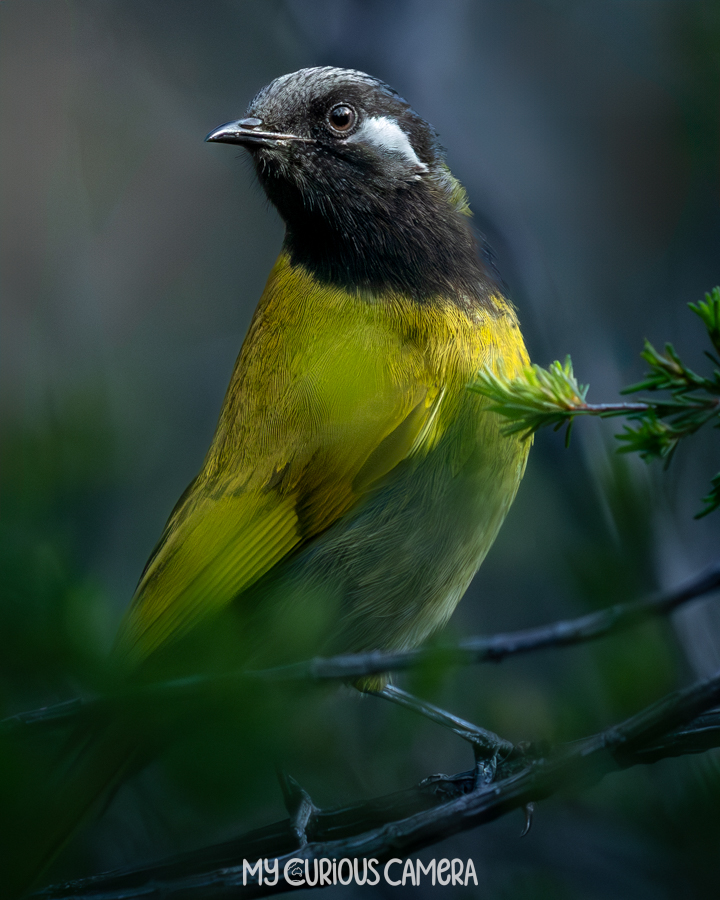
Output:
2,2,720,897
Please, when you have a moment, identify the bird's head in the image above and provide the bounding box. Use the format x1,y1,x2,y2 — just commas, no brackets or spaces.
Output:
207,67,467,222
207,67,497,304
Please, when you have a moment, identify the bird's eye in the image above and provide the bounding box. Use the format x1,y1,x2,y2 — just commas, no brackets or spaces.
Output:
327,104,357,134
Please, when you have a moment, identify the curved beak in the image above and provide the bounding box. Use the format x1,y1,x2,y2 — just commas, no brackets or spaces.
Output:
205,117,308,147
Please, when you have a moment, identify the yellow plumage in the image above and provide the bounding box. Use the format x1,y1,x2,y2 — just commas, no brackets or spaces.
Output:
118,252,529,678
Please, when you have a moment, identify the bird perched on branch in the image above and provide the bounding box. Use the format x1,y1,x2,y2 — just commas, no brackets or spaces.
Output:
8,67,529,896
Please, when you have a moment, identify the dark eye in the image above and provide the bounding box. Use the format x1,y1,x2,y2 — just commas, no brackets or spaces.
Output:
328,104,357,134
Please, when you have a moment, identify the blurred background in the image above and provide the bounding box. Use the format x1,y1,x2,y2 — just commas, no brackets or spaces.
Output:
1,1,720,897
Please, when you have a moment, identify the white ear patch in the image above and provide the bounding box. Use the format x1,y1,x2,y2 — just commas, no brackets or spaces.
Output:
348,116,428,173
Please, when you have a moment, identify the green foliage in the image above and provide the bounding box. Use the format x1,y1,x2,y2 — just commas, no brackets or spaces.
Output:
699,472,720,520
0,394,118,694
689,285,720,358
473,287,720,517
472,356,588,445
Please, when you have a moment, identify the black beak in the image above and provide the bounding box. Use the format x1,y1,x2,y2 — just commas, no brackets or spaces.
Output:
205,117,308,147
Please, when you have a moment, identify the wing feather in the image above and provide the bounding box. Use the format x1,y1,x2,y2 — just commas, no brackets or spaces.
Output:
115,255,460,665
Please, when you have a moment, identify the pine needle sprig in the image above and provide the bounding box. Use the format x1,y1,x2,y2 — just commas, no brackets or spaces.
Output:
472,357,587,444
689,286,720,362
472,356,648,447
472,288,720,517
698,473,720,519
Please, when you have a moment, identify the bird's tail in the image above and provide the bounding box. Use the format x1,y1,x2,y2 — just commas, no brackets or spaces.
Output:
3,717,139,899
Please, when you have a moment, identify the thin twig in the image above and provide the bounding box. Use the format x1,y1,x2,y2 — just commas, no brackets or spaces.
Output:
574,401,650,416
4,561,719,737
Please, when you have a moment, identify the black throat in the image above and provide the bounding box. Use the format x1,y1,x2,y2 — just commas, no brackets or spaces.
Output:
262,168,503,310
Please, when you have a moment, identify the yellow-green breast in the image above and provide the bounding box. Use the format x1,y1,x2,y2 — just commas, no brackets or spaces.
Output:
117,253,529,678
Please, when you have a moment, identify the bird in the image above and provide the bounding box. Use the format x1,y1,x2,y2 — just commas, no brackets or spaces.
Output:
6,66,529,896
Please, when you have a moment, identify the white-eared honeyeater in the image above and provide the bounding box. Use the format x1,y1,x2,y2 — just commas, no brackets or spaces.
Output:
8,67,529,896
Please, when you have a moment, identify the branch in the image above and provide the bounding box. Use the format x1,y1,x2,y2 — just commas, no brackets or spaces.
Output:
32,670,720,900
3,562,719,736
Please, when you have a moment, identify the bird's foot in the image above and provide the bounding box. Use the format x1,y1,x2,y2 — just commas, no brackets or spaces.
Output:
369,684,513,786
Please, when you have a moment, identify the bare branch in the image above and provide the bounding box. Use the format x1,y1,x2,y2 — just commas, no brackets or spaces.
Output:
32,670,720,900
4,561,719,738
